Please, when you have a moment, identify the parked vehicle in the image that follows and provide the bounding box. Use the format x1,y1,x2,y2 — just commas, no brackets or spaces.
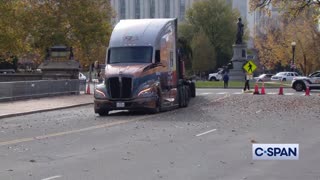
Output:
0,69,15,74
271,72,300,81
94,18,196,116
291,70,320,91
208,69,223,81
254,74,273,82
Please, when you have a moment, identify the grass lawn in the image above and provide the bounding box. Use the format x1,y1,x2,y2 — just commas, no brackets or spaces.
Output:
195,81,291,88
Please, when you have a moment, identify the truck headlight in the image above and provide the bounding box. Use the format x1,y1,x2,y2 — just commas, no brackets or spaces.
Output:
138,87,154,97
94,89,106,98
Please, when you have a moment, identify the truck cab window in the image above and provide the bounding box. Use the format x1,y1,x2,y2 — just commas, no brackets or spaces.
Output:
108,46,153,64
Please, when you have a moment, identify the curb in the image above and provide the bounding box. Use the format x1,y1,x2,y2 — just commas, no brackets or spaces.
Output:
0,102,93,119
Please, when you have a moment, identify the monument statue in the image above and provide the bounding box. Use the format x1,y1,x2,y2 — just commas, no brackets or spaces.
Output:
228,17,248,80
236,17,244,44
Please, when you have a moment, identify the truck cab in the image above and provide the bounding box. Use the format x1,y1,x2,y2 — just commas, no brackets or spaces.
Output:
94,18,195,116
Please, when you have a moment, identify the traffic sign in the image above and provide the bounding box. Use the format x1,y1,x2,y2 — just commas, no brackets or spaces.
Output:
243,60,257,73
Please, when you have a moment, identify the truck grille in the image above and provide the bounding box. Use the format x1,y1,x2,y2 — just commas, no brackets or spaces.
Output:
108,77,132,99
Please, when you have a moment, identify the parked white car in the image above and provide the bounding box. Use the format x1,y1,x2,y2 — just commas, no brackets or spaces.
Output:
291,70,320,91
79,72,87,80
271,72,300,81
208,69,223,81
254,74,273,82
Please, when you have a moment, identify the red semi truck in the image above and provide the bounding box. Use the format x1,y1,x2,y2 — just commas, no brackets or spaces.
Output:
94,18,195,116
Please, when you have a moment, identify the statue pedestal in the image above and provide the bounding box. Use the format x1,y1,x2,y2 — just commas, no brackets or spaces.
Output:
229,44,247,81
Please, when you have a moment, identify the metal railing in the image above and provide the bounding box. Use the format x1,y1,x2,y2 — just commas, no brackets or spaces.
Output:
0,79,86,101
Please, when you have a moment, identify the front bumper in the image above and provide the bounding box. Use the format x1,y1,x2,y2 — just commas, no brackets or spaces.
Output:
94,96,157,112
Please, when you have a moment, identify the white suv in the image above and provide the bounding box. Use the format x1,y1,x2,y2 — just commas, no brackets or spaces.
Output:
271,72,300,81
291,71,320,91
208,69,223,81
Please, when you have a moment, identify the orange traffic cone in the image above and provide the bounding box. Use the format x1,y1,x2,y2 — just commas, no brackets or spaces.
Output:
253,84,260,95
305,86,310,96
86,81,91,95
261,82,266,95
278,83,284,95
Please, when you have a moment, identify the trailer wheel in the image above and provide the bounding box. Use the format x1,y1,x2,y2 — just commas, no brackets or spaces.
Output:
190,82,196,98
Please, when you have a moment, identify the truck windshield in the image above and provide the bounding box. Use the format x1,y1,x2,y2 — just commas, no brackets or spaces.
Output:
108,46,153,64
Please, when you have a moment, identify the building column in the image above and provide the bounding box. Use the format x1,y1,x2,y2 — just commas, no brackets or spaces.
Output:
155,0,160,18
174,0,180,19
131,0,135,19
125,0,130,19
170,0,175,18
159,0,164,18
144,0,150,18
139,0,144,18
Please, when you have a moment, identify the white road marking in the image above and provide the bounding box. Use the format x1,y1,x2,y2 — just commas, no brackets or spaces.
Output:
42,175,62,180
285,93,294,95
233,92,242,95
174,125,184,129
216,92,227,95
256,109,262,114
0,117,148,147
267,92,277,95
196,129,217,137
301,93,312,96
201,92,212,95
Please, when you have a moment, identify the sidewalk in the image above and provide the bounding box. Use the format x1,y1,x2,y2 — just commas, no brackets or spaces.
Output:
0,94,93,119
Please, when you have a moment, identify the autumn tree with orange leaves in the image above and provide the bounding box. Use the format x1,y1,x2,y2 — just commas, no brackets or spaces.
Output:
0,0,114,69
254,10,320,75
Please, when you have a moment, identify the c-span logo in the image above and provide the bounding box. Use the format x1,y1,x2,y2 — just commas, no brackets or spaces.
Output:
252,144,299,160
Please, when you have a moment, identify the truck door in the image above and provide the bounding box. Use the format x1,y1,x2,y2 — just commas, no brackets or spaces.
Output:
159,23,176,105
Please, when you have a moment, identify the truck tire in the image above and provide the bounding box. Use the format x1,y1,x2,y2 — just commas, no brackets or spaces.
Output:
184,86,189,107
179,86,189,108
178,86,185,108
96,109,109,116
149,90,161,114
190,82,196,98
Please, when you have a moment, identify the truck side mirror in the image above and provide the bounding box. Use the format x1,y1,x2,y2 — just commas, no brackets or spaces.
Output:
155,50,160,63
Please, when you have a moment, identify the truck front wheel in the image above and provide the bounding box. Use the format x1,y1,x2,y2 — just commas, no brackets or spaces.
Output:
190,82,196,98
95,109,109,116
149,91,161,114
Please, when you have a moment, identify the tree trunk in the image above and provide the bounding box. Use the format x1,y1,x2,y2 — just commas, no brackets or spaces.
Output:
303,54,307,75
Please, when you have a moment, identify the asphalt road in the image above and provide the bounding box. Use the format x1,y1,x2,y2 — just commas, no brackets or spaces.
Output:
0,89,320,180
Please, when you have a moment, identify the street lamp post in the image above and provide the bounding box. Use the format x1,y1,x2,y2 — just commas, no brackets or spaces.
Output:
291,41,296,72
